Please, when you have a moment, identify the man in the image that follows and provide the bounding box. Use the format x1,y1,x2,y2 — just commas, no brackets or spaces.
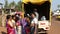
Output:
33,8,39,20
30,13,38,34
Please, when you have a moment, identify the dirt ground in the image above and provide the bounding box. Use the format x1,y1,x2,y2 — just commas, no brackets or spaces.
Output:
0,27,7,34
0,17,60,34
48,17,60,34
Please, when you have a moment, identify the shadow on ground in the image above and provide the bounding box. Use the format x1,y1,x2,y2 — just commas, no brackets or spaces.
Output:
1,31,7,34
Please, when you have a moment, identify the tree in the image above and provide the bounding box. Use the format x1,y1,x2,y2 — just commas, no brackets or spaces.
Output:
58,5,60,9
15,0,22,11
4,0,8,8
58,5,60,7
0,3,3,5
8,1,16,9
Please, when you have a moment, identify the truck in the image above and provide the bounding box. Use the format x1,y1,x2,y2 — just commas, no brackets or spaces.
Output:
53,9,60,20
22,0,51,34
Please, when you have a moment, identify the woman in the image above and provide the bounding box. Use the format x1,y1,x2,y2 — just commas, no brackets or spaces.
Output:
15,14,22,34
12,15,17,34
25,16,31,34
6,15,15,34
20,14,27,34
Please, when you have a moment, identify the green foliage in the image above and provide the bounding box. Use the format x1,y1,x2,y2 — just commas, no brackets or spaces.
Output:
5,0,22,11
8,1,16,8
58,5,60,8
4,0,8,8
0,3,3,5
15,1,22,11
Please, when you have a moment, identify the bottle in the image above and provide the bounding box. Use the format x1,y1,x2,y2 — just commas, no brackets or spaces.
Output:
41,16,46,21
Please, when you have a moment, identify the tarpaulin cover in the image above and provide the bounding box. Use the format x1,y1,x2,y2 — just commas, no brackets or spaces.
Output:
22,0,50,4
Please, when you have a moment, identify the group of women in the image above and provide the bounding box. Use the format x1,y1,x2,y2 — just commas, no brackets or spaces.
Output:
6,11,38,34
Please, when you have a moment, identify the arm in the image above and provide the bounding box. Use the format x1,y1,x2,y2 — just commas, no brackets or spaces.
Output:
34,18,38,34
30,20,35,27
8,21,13,28
35,12,39,19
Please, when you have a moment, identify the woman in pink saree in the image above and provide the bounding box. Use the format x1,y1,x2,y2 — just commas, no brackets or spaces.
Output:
6,15,15,34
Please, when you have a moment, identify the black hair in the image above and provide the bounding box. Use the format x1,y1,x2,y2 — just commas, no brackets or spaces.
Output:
27,16,31,19
15,14,20,17
6,15,11,20
24,14,27,17
12,15,15,19
31,13,36,16
15,15,20,22
33,8,37,12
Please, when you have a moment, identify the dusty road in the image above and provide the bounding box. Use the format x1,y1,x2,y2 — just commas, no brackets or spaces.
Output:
0,17,60,34
48,17,60,34
0,27,7,34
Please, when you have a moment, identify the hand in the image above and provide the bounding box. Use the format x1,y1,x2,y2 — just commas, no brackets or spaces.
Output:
34,31,36,34
16,23,19,26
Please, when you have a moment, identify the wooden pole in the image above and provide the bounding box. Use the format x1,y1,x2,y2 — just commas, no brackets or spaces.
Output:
2,9,5,27
22,2,24,18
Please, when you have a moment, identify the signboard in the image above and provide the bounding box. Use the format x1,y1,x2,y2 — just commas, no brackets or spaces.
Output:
38,21,49,28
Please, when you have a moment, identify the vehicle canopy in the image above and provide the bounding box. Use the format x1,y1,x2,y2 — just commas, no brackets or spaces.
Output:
22,0,51,20
22,0,51,5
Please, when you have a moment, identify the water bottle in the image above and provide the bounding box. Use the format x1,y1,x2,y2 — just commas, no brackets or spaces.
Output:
41,16,46,21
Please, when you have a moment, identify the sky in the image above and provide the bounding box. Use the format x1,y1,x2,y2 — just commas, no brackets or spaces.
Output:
52,0,60,11
0,0,20,6
0,0,60,11
0,0,21,4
